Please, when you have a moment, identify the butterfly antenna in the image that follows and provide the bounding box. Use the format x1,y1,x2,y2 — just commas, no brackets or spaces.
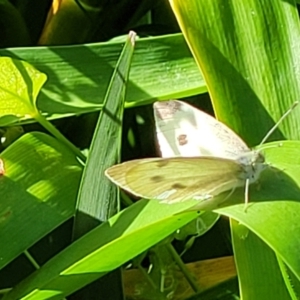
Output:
259,101,299,146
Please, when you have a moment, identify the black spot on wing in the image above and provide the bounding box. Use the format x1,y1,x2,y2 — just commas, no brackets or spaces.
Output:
151,175,164,182
177,134,188,146
172,183,187,189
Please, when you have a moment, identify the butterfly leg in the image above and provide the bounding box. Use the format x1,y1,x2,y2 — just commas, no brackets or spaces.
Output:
244,178,250,212
221,187,236,202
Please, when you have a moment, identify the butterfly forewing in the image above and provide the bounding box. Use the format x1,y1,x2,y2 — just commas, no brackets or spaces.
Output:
154,100,250,159
105,157,246,203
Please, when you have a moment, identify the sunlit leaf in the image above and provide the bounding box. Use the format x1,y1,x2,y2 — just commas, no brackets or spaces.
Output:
0,57,47,125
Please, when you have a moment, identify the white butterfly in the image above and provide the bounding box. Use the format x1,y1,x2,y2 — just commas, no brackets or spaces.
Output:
105,100,296,210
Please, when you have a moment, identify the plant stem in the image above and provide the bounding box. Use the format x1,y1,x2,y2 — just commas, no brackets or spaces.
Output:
24,250,40,269
35,113,86,162
166,243,201,293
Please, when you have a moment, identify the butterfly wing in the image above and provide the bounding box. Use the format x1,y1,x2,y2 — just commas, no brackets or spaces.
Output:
105,157,246,203
154,100,250,159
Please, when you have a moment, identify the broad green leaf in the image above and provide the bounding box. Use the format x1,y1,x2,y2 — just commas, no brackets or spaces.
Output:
0,34,206,124
4,141,300,299
0,57,47,125
169,1,300,298
169,0,300,146
0,54,85,161
0,132,82,270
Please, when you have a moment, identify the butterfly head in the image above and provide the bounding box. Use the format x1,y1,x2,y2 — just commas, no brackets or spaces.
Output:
237,150,267,183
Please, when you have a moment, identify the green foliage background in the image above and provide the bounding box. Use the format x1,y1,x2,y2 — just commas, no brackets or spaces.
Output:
1,1,300,299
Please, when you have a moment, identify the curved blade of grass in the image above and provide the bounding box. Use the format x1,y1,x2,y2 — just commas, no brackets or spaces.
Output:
0,132,83,270
169,0,300,146
0,33,205,124
4,140,300,299
3,200,200,299
215,141,300,299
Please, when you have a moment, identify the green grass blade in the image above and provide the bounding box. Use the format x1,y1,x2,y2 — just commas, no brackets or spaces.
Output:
73,31,136,235
231,219,291,299
0,33,205,124
3,201,200,299
70,31,136,299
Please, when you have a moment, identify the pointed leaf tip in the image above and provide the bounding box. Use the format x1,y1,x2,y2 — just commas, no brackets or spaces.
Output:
129,31,137,46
